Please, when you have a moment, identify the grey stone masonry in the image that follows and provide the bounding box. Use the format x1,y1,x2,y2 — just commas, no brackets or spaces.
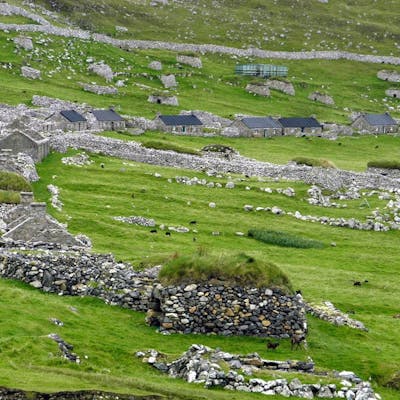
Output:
176,55,202,68
377,70,400,82
148,283,307,338
308,91,335,105
21,66,41,79
245,84,270,97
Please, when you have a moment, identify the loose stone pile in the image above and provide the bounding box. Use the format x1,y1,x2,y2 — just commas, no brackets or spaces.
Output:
306,301,368,331
148,283,307,338
139,344,381,399
48,333,80,363
61,152,93,167
47,184,63,211
113,215,156,227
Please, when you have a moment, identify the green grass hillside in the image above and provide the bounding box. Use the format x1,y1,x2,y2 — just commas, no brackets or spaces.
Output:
31,0,400,56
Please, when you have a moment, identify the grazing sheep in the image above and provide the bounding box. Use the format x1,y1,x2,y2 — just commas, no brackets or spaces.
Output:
291,333,307,350
267,341,280,350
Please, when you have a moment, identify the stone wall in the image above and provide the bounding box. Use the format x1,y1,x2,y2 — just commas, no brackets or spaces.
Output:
149,283,306,338
50,133,400,191
0,148,39,181
0,251,155,312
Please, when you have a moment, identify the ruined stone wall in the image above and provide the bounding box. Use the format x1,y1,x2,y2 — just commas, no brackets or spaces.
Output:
150,283,306,338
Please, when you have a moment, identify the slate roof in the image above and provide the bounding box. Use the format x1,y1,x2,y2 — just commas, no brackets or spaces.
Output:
158,115,203,126
363,113,397,126
60,110,87,123
241,117,282,129
278,117,321,128
92,109,124,122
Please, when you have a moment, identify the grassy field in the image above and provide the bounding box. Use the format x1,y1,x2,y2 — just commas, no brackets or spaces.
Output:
25,0,400,56
0,30,399,123
1,148,398,398
102,130,400,172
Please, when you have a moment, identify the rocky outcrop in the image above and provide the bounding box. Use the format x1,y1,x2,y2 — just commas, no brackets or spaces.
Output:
148,283,307,338
245,83,270,97
377,70,400,82
139,344,380,399
308,91,335,105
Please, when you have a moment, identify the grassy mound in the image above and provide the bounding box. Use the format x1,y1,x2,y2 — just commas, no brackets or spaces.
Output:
367,160,400,170
0,190,20,204
292,156,336,168
159,251,292,292
248,229,324,249
0,171,31,192
141,140,201,156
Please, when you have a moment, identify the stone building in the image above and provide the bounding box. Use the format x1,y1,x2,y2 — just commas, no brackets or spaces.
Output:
92,109,126,131
278,117,322,136
351,113,398,134
230,117,282,137
45,110,88,132
155,114,203,134
0,130,49,162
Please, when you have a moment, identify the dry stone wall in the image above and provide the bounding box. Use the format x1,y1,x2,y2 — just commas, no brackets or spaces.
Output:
50,133,400,192
149,283,307,338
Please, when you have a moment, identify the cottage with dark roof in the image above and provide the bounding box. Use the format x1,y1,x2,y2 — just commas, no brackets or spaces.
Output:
278,117,322,136
92,109,125,131
155,114,203,135
0,130,49,162
351,113,398,134
231,117,282,137
45,110,88,132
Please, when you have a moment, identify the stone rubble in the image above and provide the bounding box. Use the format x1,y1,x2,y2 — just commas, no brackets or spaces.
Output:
48,333,80,363
245,83,270,97
161,74,177,88
61,152,93,167
305,301,368,331
148,60,162,70
139,344,380,399
176,54,202,68
13,35,33,51
21,66,41,79
47,184,63,211
80,83,118,95
308,92,335,105
113,215,156,227
87,62,114,82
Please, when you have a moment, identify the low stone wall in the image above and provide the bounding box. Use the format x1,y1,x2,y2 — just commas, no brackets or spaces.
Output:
0,251,155,312
50,133,400,192
149,283,307,338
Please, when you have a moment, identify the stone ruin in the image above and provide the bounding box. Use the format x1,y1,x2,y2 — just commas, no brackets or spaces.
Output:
147,283,307,338
0,148,38,182
160,74,177,88
147,95,179,106
308,91,335,105
245,83,270,97
385,89,400,98
377,70,400,82
176,54,202,68
265,79,295,96
21,66,41,80
1,192,85,247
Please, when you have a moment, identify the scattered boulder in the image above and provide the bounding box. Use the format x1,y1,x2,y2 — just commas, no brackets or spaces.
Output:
13,36,33,51
161,74,177,88
115,25,128,33
148,61,162,70
308,91,335,105
176,55,202,68
245,83,270,97
21,66,41,80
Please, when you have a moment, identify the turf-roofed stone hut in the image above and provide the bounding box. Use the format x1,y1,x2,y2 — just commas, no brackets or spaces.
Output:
0,130,49,162
45,110,88,132
351,113,398,134
231,116,283,137
155,114,203,135
278,117,323,136
147,254,307,338
92,109,126,131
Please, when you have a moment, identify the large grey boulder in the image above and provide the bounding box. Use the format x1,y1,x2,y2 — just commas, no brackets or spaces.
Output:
177,55,202,68
245,84,270,97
